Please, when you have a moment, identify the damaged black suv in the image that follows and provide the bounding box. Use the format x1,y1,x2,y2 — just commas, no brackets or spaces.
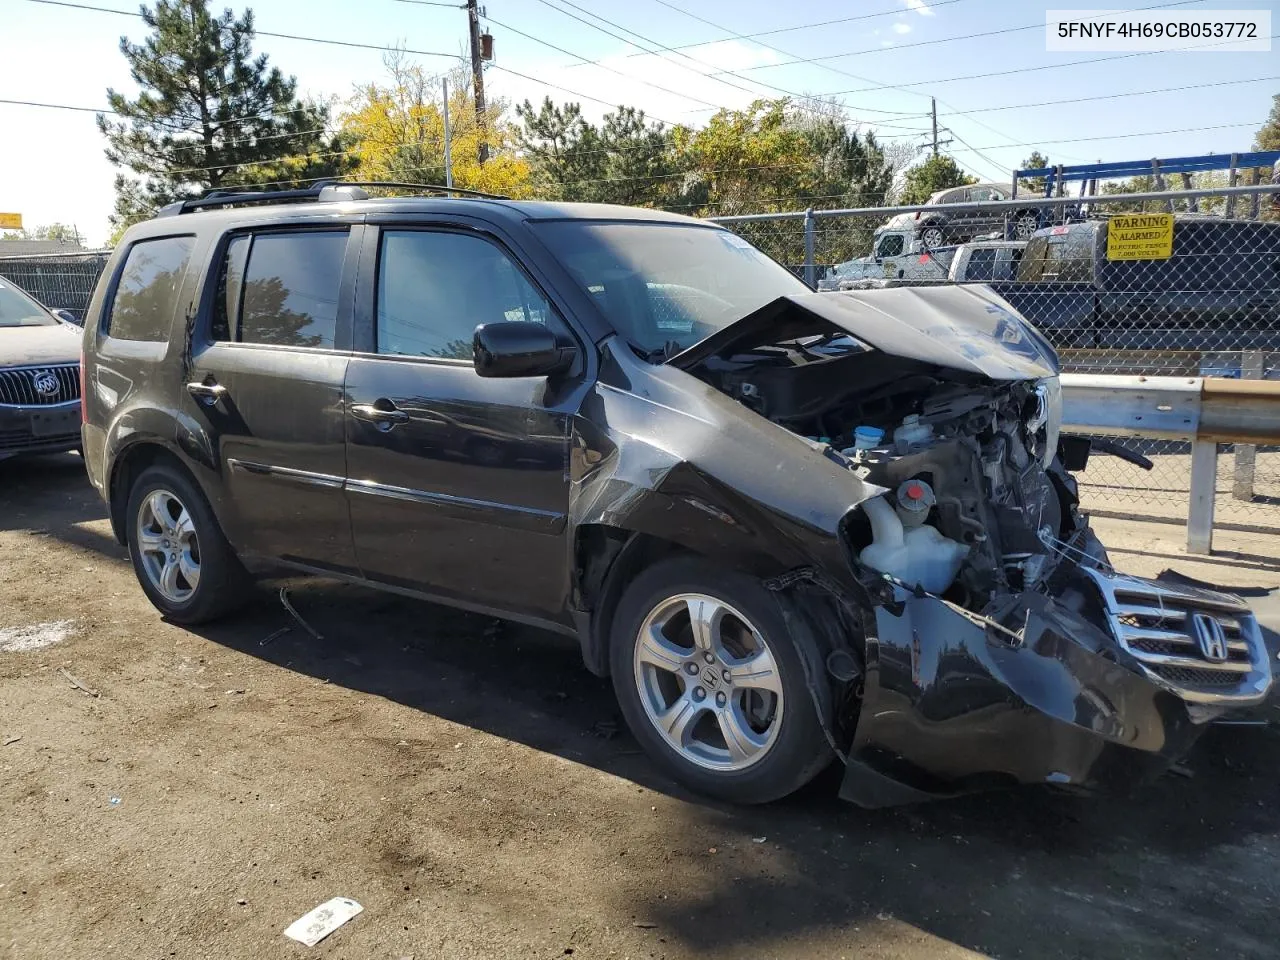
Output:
80,183,1273,807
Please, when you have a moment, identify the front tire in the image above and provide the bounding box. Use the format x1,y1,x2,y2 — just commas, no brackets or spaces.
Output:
125,464,249,624
609,558,832,804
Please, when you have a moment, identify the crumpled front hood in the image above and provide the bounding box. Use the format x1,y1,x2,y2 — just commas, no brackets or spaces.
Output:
1,322,81,367
670,285,1059,382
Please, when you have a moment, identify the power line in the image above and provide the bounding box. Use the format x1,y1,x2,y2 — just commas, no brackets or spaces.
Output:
709,0,1205,76
471,13,720,114
947,121,1263,155
25,0,461,58
627,0,978,55
819,32,1280,98
938,74,1280,118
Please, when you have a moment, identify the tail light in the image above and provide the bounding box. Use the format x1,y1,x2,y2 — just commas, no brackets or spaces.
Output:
79,348,87,424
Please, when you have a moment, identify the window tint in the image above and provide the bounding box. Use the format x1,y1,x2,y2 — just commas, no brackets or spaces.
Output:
876,234,905,258
964,248,996,280
377,230,558,360
218,231,347,348
107,236,195,341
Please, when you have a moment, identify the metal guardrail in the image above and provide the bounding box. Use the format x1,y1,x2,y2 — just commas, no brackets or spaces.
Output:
1061,374,1280,554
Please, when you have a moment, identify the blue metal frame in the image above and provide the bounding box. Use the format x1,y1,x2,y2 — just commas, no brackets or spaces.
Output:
1016,151,1280,198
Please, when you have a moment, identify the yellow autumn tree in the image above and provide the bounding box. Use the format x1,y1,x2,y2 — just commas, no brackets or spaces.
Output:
341,52,532,198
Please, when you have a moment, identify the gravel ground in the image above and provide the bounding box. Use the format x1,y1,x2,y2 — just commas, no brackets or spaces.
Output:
3,453,1279,960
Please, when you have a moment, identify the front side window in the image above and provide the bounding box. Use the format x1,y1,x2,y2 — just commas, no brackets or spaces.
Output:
107,235,195,341
376,230,558,360
212,230,347,348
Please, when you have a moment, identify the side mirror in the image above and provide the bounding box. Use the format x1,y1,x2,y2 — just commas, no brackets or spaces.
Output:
51,309,81,326
473,322,574,378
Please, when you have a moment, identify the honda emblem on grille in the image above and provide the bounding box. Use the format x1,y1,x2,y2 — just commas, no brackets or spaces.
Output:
1191,613,1228,663
31,371,60,399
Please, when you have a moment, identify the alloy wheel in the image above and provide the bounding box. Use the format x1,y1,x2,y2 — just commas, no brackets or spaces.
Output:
632,593,784,772
136,489,201,604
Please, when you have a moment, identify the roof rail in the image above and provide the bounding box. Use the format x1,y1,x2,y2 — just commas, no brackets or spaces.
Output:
339,181,509,200
154,179,508,217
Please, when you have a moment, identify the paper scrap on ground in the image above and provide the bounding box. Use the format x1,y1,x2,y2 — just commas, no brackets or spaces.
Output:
283,897,363,947
0,620,75,653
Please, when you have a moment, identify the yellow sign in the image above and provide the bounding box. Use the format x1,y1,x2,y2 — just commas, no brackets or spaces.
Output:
0,213,22,230
1106,213,1174,261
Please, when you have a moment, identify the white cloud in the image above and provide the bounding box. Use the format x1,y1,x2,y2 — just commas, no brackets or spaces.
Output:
893,22,913,34
903,0,934,15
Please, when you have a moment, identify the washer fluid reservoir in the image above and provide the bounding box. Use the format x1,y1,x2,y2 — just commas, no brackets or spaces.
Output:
858,495,968,594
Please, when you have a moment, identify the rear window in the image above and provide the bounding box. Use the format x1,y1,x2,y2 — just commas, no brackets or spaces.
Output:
212,230,347,348
106,236,195,341
1019,228,1093,283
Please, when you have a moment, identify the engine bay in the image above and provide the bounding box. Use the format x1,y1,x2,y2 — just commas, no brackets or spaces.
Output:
691,332,1076,614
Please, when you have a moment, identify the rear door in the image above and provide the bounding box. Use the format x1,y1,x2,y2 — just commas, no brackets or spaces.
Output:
184,223,362,571
343,220,581,623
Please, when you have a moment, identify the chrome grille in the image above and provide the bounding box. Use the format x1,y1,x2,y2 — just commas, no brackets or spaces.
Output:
1082,568,1272,705
0,364,81,406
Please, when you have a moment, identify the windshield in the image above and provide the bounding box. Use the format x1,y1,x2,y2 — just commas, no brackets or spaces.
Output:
0,279,55,327
534,221,810,357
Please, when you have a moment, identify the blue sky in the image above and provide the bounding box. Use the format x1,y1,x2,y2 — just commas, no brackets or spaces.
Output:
1,0,1276,243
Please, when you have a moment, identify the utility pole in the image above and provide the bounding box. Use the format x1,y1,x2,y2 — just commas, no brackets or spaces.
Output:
442,77,453,188
467,0,489,164
930,98,938,157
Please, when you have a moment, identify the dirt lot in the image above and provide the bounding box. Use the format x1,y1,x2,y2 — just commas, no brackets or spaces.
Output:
3,454,1280,960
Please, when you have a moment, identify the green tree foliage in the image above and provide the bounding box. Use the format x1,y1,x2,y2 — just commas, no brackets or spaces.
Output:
98,0,351,235
515,98,676,207
897,155,977,205
1018,151,1050,196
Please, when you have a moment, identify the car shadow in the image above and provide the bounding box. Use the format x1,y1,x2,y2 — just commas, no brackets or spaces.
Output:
0,453,126,560
189,575,1280,959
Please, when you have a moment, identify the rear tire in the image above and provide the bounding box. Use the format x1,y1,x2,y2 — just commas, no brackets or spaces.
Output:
920,225,945,249
125,464,250,624
609,557,832,804
1013,212,1039,240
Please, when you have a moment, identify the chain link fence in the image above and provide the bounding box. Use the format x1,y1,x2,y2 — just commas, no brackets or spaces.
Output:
709,184,1280,533
0,251,111,322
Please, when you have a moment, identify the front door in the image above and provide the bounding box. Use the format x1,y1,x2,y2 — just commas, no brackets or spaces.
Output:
344,225,576,621
185,225,360,571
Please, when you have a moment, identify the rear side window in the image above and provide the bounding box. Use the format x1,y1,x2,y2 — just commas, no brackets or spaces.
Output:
212,230,347,348
106,236,195,341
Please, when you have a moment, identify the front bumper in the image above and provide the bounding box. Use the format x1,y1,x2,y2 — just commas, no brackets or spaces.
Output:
841,564,1274,807
0,400,81,458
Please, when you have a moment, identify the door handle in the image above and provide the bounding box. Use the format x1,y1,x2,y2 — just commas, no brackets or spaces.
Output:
186,380,228,406
351,402,410,426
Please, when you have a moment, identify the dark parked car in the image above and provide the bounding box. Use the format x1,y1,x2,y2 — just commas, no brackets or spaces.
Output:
0,276,83,459
80,184,1272,807
989,216,1280,356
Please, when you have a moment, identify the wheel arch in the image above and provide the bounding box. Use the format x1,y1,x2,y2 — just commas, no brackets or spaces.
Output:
107,440,207,546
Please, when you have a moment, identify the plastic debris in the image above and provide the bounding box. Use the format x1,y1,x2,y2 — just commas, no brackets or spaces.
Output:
284,897,363,947
109,797,121,805
752,837,767,843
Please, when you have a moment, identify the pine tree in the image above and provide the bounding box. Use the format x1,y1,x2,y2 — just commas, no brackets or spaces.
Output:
98,0,351,236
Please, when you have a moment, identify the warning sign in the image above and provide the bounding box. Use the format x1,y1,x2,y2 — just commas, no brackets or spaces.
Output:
0,213,22,230
1106,213,1174,261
